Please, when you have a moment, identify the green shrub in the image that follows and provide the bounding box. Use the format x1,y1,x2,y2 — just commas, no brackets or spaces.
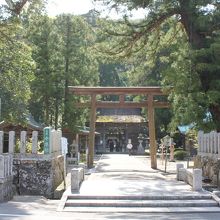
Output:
80,153,87,163
144,150,150,156
174,150,188,160
174,148,183,152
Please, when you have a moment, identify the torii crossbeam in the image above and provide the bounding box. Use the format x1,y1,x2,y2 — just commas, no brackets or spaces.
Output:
69,86,170,169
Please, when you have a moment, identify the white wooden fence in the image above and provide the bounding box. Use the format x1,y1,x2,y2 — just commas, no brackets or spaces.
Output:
0,129,64,180
198,131,220,158
0,129,62,156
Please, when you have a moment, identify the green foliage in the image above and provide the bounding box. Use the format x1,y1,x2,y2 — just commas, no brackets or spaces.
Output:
26,14,99,130
185,129,198,149
96,0,220,131
161,33,209,130
174,150,188,160
0,23,35,123
2,0,220,134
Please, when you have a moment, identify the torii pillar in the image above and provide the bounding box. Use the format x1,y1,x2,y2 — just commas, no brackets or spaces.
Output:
69,86,170,169
147,94,157,169
88,94,96,168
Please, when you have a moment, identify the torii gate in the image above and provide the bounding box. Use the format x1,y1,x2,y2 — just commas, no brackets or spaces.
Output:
69,86,169,169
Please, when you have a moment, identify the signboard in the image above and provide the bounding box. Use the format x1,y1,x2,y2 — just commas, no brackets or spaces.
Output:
44,127,51,154
61,137,68,155
163,135,171,147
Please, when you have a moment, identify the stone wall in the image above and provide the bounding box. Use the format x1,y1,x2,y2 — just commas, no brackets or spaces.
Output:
13,155,64,199
194,155,220,187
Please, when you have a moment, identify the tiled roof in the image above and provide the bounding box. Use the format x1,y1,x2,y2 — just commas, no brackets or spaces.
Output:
96,115,146,123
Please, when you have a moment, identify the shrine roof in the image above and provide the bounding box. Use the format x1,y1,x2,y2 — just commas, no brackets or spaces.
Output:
96,115,146,123
0,115,43,132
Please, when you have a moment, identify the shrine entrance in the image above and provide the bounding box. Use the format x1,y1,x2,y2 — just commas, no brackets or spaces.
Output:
69,86,169,169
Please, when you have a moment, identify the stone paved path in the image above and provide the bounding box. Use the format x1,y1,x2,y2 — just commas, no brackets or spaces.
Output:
75,154,206,197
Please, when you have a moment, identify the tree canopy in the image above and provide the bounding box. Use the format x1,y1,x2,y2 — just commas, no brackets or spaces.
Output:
95,0,220,131
1,0,220,134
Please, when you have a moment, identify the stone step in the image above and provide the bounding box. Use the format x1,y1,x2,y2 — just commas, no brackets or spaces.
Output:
62,206,220,213
67,194,212,200
65,199,218,208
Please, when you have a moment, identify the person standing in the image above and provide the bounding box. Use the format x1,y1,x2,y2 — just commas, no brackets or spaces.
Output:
109,140,114,152
126,139,133,156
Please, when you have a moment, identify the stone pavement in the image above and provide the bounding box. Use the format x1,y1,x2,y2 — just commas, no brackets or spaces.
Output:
1,154,220,220
58,154,220,214
65,154,203,197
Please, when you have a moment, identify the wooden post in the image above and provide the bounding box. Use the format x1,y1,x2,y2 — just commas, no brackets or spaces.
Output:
119,94,125,105
32,131,38,154
0,131,4,154
147,94,157,169
88,94,96,168
20,131,27,154
76,133,79,163
9,131,15,153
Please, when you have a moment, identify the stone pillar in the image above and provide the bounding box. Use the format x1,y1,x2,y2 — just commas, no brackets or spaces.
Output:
8,131,15,153
176,163,184,180
51,130,62,155
0,154,5,178
71,168,81,192
193,169,202,191
32,131,38,154
20,131,27,154
51,130,56,154
178,168,186,182
0,131,3,154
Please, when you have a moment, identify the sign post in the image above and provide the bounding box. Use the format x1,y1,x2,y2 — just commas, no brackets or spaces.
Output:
44,127,52,154
162,135,171,173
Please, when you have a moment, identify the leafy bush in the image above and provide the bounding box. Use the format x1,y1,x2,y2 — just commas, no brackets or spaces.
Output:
174,150,188,160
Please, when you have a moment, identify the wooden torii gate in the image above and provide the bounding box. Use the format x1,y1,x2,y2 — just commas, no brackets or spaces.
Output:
69,86,169,169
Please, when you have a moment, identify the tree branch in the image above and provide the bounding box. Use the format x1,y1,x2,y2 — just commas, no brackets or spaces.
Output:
101,7,181,56
5,0,29,15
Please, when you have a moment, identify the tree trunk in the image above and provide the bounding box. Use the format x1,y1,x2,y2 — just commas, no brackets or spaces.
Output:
62,16,71,127
179,0,203,49
210,105,220,132
54,82,59,130
179,0,220,130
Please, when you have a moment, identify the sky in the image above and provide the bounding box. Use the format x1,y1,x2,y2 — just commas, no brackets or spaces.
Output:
47,0,95,16
47,0,146,18
0,0,146,19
